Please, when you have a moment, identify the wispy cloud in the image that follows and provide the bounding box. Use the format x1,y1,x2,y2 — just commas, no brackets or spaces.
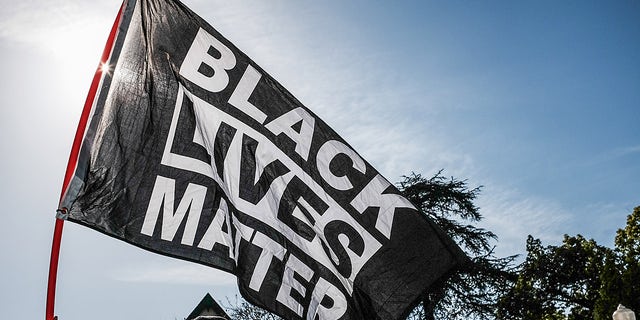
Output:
582,144,640,168
0,1,114,52
477,186,572,257
612,145,640,158
111,261,237,286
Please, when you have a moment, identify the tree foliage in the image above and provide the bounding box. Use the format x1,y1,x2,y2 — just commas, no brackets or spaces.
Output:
596,207,640,312
498,206,640,320
226,296,283,320
496,235,613,319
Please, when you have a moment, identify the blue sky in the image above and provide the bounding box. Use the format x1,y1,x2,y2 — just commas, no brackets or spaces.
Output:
1,1,638,319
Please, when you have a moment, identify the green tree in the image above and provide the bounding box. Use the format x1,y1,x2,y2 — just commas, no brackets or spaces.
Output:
618,210,640,311
498,206,640,320
497,235,613,320
599,206,640,314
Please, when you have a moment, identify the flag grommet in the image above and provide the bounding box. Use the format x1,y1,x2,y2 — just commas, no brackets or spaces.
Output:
55,208,68,220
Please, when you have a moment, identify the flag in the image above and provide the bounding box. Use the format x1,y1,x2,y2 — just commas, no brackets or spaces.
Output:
59,0,468,319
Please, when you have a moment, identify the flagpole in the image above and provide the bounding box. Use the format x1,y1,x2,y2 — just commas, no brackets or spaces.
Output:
46,2,126,319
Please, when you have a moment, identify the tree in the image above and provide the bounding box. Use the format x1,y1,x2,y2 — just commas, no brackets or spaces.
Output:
597,206,640,315
399,172,517,320
498,206,640,320
496,235,613,320
226,296,283,320
617,207,640,310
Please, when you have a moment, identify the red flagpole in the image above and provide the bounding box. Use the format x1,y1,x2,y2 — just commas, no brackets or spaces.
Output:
46,2,126,319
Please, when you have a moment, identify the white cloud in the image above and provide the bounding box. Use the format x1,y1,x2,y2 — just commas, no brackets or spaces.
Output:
582,144,640,168
112,261,237,286
477,186,573,257
0,1,114,54
609,145,640,160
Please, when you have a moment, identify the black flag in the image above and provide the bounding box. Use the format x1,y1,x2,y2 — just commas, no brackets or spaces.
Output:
60,0,467,319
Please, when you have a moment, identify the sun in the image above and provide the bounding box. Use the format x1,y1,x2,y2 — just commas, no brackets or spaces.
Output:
99,62,111,75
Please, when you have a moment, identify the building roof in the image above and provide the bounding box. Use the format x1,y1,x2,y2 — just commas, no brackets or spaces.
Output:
186,293,230,320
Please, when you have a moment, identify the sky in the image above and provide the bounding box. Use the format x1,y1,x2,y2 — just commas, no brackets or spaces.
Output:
1,0,639,319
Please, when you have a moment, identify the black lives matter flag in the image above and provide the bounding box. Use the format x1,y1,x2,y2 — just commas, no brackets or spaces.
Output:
59,0,467,319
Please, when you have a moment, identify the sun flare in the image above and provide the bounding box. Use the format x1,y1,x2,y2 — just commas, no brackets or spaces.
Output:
99,62,111,75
